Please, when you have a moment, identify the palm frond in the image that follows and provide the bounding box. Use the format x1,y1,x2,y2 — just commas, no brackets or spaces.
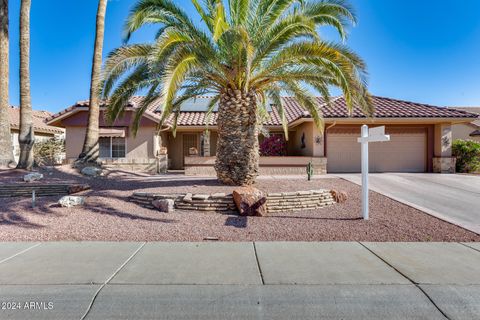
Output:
213,1,229,41
267,89,289,140
103,0,370,138
281,80,324,132
302,0,357,40
228,0,249,26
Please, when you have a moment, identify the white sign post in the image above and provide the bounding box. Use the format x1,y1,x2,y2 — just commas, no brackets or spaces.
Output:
357,125,390,220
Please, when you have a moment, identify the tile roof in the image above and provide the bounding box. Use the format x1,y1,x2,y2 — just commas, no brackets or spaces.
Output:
291,96,478,119
449,107,480,127
45,97,161,124
47,95,479,128
167,112,218,126
9,107,64,134
169,96,478,126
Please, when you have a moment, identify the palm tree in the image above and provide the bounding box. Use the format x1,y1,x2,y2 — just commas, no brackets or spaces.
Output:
79,0,108,162
17,0,34,170
103,0,372,185
0,0,14,168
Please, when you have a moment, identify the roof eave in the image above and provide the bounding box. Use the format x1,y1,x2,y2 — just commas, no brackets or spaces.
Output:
11,125,64,135
45,107,89,127
46,106,162,127
290,116,478,125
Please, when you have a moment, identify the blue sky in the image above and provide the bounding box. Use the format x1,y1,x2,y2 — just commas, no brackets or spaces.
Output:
7,0,480,112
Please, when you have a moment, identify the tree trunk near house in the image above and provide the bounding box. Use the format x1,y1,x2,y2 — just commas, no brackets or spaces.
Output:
78,0,107,162
214,89,259,185
0,0,14,168
16,0,34,170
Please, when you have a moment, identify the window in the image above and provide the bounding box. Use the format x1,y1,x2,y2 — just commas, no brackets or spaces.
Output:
99,137,111,158
98,137,126,158
112,137,126,158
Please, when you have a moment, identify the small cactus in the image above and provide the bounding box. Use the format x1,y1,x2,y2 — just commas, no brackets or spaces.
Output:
306,161,314,181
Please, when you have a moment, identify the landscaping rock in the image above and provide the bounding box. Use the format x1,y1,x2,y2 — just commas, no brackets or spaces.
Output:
58,196,85,208
81,166,103,177
232,186,267,216
68,184,91,194
211,192,226,198
23,172,43,182
152,199,175,213
192,194,209,200
183,193,193,203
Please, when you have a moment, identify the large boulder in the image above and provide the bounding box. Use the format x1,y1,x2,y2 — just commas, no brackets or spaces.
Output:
232,186,267,216
58,196,85,208
152,199,175,213
23,172,43,182
81,166,103,177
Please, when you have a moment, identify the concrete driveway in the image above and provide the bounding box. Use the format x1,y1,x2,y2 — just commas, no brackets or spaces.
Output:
336,173,480,234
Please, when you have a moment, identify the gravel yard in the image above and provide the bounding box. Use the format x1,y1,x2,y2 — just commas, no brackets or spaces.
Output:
0,166,479,242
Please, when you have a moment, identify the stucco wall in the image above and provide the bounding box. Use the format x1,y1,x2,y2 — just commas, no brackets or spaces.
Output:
167,133,182,170
184,156,327,176
167,132,203,169
452,123,480,143
127,126,156,160
65,125,158,160
290,122,323,156
65,126,86,159
434,123,452,157
63,110,160,161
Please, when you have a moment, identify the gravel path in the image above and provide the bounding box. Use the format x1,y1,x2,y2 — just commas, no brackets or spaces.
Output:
1,166,479,242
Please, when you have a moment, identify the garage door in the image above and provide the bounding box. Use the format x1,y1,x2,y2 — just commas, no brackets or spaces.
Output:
327,127,426,173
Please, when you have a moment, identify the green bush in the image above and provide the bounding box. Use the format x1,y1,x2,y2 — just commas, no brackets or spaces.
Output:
452,139,480,173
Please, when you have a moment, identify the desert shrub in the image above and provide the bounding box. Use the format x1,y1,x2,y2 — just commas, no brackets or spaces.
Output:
259,134,287,156
452,139,480,173
34,137,66,166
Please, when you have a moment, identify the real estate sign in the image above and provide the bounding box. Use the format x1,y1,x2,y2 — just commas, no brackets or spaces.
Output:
357,125,391,220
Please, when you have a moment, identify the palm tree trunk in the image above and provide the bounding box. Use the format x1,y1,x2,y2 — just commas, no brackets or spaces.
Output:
0,0,14,168
79,0,107,162
16,0,34,170
214,89,259,185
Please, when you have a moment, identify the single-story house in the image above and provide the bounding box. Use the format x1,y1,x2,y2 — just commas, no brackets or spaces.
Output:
449,107,480,143
45,95,478,175
9,106,65,162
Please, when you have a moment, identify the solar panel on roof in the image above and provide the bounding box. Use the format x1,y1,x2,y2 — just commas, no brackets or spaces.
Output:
180,97,218,111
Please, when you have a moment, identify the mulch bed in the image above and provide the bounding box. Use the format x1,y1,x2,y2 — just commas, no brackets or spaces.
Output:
0,166,479,242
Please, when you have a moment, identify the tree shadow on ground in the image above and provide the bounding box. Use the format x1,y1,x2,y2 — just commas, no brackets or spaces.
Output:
269,215,362,221
0,212,44,229
0,165,231,230
225,216,247,228
85,198,177,223
0,195,64,229
0,193,176,231
102,169,153,178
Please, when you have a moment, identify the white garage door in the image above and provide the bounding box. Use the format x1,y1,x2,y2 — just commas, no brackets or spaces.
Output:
327,127,426,173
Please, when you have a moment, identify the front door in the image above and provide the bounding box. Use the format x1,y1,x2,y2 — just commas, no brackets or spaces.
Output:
182,134,198,167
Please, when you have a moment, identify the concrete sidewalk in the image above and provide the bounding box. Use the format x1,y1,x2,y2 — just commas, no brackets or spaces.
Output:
0,242,479,319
